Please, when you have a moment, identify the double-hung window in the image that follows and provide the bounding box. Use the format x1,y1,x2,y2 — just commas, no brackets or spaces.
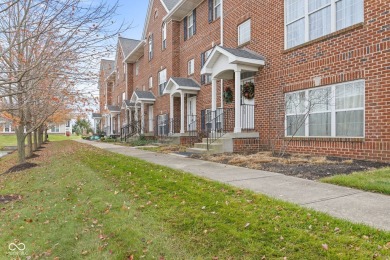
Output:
188,59,194,75
162,22,167,50
208,0,221,22
201,49,212,84
158,69,167,96
148,34,153,60
285,0,364,49
149,76,153,89
214,0,221,19
238,19,251,45
135,61,139,76
184,9,196,40
285,80,365,137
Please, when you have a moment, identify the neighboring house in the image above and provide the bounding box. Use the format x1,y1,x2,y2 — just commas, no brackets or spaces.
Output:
94,0,389,162
0,118,13,134
0,118,71,135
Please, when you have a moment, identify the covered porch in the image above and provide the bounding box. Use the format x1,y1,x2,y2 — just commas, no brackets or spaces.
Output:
127,91,156,136
163,77,200,135
201,46,265,134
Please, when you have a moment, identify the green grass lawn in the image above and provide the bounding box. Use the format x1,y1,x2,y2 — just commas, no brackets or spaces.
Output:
0,134,80,148
0,141,389,259
321,168,390,195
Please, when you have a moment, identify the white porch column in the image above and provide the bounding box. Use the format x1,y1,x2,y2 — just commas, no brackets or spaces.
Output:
211,78,217,132
134,105,139,133
170,94,174,134
234,70,242,133
110,114,113,135
140,102,145,134
180,91,185,134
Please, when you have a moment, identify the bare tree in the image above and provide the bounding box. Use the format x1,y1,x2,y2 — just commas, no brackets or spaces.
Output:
0,0,128,163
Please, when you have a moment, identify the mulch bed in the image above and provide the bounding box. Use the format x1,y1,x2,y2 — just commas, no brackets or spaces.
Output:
260,158,389,180
0,194,22,204
191,153,390,180
3,162,38,175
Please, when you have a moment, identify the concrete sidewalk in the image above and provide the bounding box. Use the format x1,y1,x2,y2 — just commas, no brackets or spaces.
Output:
78,140,390,231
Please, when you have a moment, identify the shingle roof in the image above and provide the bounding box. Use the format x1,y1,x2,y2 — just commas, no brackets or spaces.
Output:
123,100,136,107
161,0,180,10
171,77,200,88
92,113,102,118
101,59,115,76
220,46,265,61
118,37,141,57
135,91,156,100
107,105,121,112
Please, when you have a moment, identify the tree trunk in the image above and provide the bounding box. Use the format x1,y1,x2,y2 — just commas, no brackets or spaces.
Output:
44,128,48,142
33,130,38,151
38,126,43,148
27,132,33,158
16,127,26,164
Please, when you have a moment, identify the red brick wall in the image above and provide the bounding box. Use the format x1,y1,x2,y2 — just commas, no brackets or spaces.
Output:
233,138,262,153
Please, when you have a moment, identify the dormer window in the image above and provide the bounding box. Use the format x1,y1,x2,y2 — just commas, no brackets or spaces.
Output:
162,22,167,50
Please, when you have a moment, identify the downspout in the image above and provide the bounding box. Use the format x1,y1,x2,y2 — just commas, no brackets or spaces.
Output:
220,0,224,109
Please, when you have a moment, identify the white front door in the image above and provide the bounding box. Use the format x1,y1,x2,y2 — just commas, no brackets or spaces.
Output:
148,105,154,132
241,78,255,129
187,96,197,131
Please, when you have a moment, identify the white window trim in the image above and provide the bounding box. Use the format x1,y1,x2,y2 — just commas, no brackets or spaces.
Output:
284,0,364,49
148,35,153,60
135,61,139,76
285,80,365,138
238,19,251,46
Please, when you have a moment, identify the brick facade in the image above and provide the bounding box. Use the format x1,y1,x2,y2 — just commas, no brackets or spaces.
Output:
96,0,389,162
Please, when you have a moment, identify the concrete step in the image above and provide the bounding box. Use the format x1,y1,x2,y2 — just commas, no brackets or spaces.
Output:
186,147,208,154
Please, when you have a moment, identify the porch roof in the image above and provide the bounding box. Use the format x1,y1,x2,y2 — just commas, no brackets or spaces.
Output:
163,77,200,95
201,46,265,79
130,91,156,104
107,105,121,115
92,113,102,119
122,100,139,109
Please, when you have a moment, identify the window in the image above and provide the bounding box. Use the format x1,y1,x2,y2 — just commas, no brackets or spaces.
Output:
148,34,153,60
238,19,251,45
162,22,167,50
214,0,221,19
188,59,194,75
285,80,364,137
158,69,167,96
208,0,221,22
149,76,153,89
123,63,126,74
50,125,60,133
135,61,139,76
122,92,126,101
284,0,364,49
201,49,212,84
184,9,196,40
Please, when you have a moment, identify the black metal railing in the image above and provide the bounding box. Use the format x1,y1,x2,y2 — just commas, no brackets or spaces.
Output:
120,120,141,142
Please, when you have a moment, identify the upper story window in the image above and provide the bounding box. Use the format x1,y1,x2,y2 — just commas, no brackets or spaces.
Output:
149,76,153,89
188,59,194,75
208,0,221,22
162,22,167,50
148,34,154,61
285,0,364,49
285,80,365,137
184,9,196,41
201,49,212,84
135,61,139,76
238,19,251,45
158,69,167,96
122,92,126,101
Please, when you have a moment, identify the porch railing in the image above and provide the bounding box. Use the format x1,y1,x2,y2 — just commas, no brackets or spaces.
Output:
120,120,141,142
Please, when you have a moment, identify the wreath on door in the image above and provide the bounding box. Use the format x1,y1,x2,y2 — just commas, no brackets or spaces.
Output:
223,87,233,103
242,82,255,99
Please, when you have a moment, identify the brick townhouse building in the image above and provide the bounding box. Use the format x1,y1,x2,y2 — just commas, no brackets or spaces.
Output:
93,0,389,162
